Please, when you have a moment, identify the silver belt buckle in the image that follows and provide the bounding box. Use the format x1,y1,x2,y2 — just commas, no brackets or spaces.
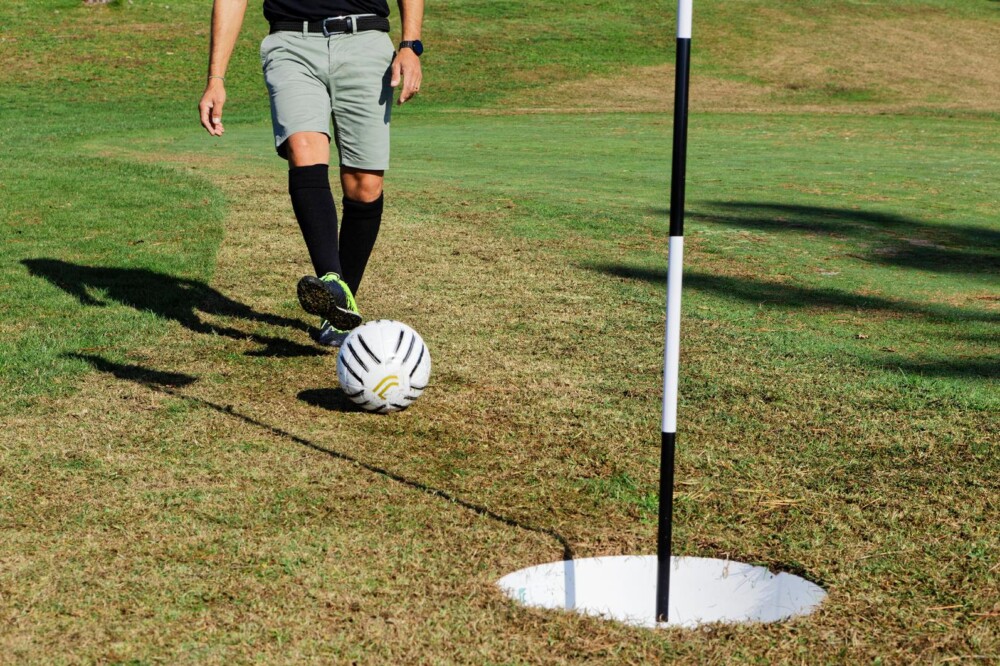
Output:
321,15,352,37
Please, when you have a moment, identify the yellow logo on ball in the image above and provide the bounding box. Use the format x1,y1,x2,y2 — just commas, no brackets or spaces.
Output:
373,375,400,399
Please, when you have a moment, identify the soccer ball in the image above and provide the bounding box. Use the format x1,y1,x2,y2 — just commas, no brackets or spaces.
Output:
336,320,431,413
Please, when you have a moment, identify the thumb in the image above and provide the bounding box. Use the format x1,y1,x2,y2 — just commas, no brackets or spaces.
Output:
390,58,401,88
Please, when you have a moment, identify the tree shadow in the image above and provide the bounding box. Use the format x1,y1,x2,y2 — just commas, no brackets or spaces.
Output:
71,353,575,560
594,264,998,324
653,202,1000,276
588,263,999,380
22,259,323,358
881,357,999,380
298,388,362,413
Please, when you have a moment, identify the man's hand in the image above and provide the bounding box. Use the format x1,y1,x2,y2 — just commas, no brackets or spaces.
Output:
199,79,226,136
200,0,246,137
391,48,422,105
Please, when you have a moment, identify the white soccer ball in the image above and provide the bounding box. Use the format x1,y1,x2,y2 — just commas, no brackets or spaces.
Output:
336,320,431,413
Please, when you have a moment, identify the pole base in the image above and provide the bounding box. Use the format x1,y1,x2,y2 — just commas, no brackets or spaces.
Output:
497,555,825,628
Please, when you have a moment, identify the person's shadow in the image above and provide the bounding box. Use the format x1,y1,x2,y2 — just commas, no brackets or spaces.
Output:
70,352,576,561
22,258,324,358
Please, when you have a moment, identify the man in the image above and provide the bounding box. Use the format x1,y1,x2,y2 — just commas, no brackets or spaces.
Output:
199,0,424,346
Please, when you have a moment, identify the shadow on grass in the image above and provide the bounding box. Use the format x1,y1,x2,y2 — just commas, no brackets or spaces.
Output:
298,388,362,413
595,265,999,324
874,356,1000,380
655,202,1000,276
589,264,999,380
67,353,198,387
23,259,322,358
71,353,575,560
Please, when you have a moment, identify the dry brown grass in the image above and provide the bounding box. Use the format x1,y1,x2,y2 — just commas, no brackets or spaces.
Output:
3,137,997,662
507,15,1000,115
0,154,664,663
3,0,997,659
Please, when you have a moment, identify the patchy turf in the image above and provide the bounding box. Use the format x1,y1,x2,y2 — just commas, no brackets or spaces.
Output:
1,0,998,663
508,8,1000,115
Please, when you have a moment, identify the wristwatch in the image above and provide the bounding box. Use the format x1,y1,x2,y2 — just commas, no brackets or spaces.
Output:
398,40,423,56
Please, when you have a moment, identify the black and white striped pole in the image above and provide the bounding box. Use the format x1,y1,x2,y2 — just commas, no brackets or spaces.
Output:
655,0,693,624
496,0,827,628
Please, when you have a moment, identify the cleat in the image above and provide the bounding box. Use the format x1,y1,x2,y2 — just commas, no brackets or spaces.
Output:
297,272,362,331
314,319,350,347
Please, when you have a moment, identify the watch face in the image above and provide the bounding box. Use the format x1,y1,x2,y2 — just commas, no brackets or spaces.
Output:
408,40,424,56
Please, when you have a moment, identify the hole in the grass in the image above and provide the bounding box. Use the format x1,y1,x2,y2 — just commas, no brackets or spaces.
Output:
499,555,826,629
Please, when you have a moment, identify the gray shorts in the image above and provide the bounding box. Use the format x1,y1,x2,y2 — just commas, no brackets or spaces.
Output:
260,25,395,169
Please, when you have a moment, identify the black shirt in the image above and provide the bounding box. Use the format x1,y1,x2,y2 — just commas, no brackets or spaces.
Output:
263,0,390,22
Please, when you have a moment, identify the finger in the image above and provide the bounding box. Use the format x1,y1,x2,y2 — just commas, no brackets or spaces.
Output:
401,73,422,104
390,59,402,88
200,100,213,133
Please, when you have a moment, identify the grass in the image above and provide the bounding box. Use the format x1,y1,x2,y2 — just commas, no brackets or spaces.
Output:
1,0,998,663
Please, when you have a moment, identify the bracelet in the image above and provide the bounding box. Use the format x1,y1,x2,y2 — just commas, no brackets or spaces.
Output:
208,75,226,82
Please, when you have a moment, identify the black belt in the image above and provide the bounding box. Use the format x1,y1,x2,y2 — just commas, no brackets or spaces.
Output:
269,16,390,36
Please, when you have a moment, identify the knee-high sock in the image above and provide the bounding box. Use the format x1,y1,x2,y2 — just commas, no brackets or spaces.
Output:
289,164,341,278
339,194,383,296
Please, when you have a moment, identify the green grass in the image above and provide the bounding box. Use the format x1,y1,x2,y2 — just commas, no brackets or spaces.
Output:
0,155,225,409
148,113,999,414
1,0,998,663
386,113,1000,413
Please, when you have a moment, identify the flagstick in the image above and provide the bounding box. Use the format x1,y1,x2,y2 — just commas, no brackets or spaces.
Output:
656,0,693,624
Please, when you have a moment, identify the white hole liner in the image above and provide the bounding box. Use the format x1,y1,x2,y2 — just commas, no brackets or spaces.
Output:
498,556,826,629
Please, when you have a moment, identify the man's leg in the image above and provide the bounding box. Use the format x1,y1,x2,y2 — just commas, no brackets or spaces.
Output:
288,132,362,331
339,167,384,296
328,29,395,299
286,132,339,277
260,32,361,340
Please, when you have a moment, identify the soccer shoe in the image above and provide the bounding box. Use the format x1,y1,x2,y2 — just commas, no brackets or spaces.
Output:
314,319,350,347
297,272,362,331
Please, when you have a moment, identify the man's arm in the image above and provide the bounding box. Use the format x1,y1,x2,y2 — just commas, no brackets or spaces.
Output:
199,0,248,136
392,0,424,105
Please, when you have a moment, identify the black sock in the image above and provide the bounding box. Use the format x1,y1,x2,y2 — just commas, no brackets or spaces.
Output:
339,193,383,296
288,164,341,277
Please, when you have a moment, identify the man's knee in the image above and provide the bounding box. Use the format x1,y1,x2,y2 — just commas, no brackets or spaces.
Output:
285,132,330,167
341,168,384,203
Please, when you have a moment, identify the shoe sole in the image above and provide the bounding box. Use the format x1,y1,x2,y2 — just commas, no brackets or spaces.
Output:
297,276,362,331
